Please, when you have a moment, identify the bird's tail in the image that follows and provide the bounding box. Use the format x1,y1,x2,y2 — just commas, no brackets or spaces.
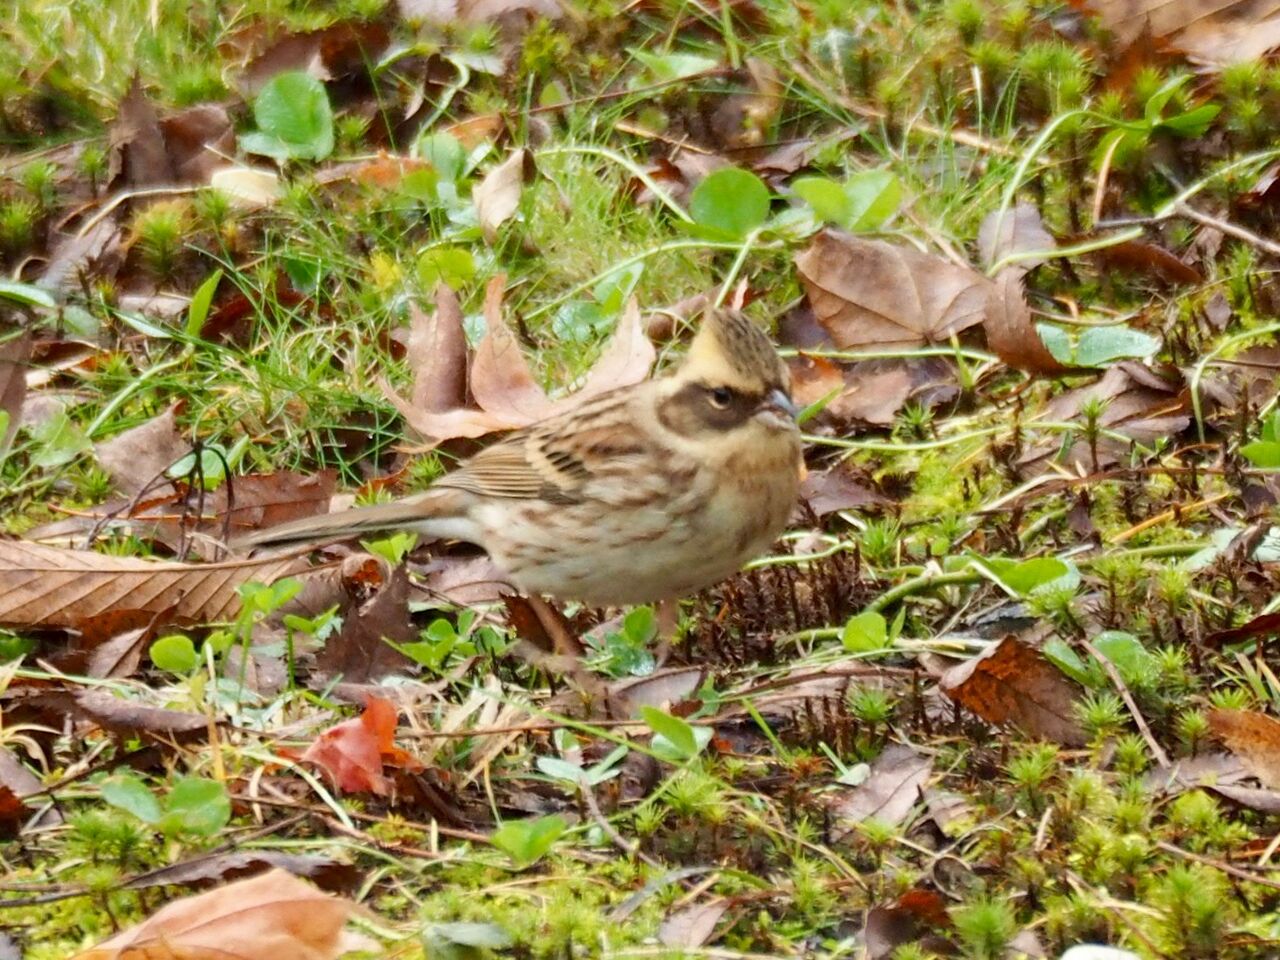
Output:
232,489,466,551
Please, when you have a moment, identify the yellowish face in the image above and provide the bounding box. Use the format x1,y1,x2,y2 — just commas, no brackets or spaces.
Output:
656,310,798,442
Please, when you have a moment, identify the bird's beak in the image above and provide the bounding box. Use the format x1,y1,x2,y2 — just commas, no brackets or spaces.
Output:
755,388,800,429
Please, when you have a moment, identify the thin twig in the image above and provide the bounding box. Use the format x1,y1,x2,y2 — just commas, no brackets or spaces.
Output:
580,781,664,869
1157,840,1280,893
1081,638,1170,769
1174,202,1280,258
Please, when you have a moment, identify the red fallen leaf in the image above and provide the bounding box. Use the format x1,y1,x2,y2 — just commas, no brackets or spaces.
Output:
939,638,1086,746
299,696,418,795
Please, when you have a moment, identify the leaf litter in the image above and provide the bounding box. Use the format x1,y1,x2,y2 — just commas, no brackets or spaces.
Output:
9,1,1280,957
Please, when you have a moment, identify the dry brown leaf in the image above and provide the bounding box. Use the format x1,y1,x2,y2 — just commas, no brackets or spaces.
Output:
74,689,209,741
1021,362,1190,471
473,148,527,243
410,285,468,413
568,298,656,404
659,900,731,949
1094,239,1203,285
1075,0,1280,64
38,218,125,293
86,624,152,679
384,281,654,444
939,638,1086,745
1208,708,1280,788
0,540,307,632
109,77,173,188
72,867,367,960
27,471,337,559
977,203,1056,273
159,104,235,183
237,22,391,96
983,271,1073,376
315,566,415,683
470,275,555,424
462,0,562,18
798,466,890,516
123,852,361,895
94,406,188,496
0,332,30,454
829,744,932,831
398,0,561,19
787,353,844,408
796,231,988,349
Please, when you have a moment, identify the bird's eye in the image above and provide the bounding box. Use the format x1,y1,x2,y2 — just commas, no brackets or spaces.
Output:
708,386,733,409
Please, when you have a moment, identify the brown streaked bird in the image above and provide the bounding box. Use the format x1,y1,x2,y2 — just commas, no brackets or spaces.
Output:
236,309,802,607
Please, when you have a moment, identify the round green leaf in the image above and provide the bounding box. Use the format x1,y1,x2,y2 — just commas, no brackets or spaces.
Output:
792,176,851,226
689,167,771,240
417,247,476,290
149,634,198,673
159,777,231,838
843,170,901,231
100,772,162,824
246,71,334,162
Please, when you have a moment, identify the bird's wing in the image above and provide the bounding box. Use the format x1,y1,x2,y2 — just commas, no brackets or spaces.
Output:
436,402,650,504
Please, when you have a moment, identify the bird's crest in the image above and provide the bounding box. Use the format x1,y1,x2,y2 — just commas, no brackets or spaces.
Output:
682,309,787,392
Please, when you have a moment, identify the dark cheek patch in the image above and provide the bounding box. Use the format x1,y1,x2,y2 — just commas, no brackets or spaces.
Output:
658,383,759,436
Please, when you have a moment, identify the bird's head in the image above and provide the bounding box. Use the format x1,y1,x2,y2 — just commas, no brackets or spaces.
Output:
657,309,799,439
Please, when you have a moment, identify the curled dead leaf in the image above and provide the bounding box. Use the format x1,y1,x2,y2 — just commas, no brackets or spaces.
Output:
474,148,528,243
983,271,1073,376
410,285,468,413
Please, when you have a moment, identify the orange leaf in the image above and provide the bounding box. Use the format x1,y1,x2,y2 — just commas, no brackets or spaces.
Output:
300,697,416,795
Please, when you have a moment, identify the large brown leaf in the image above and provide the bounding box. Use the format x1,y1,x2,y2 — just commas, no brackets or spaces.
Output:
72,867,369,960
796,231,988,349
939,637,1086,746
1075,0,1280,64
409,285,468,414
383,280,654,444
0,540,307,631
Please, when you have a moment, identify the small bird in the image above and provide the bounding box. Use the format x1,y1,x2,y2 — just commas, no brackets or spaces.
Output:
236,309,802,607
